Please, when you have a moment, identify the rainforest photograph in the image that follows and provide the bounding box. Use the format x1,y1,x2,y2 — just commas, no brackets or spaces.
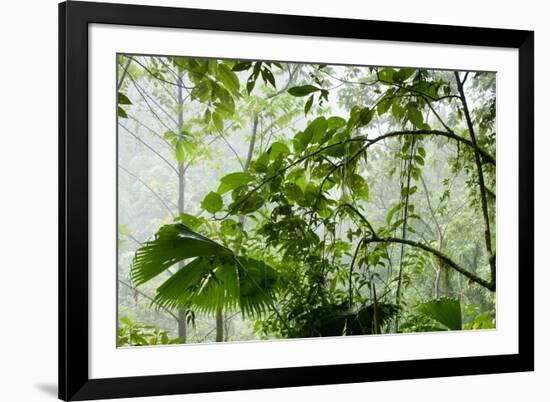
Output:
116,54,496,347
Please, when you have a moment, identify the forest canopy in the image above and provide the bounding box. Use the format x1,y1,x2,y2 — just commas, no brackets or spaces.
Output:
117,54,496,346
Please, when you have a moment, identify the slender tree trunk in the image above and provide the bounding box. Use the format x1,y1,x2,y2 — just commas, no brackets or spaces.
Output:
216,114,260,342
395,137,415,332
434,266,441,298
419,175,445,298
176,71,187,342
215,309,224,342
371,270,380,334
455,72,495,288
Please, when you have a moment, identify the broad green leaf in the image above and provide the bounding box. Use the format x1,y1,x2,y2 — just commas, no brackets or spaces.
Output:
213,86,235,115
246,75,256,94
232,62,252,71
118,92,132,105
131,223,232,285
230,193,264,215
118,107,128,118
261,68,276,88
288,85,320,97
304,95,314,115
249,152,270,173
284,182,304,202
207,59,218,75
216,98,235,116
327,116,346,129
287,167,306,190
304,116,328,143
203,109,211,124
393,68,416,83
217,63,240,93
358,108,375,127
201,191,223,213
391,102,405,119
377,98,392,116
175,140,185,164
269,141,291,159
347,105,361,130
417,147,426,158
212,112,224,131
407,104,424,128
191,84,210,102
378,68,396,83
218,172,254,194
412,81,440,100
417,298,462,331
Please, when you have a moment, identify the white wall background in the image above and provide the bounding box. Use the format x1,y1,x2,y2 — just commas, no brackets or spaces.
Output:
0,0,545,401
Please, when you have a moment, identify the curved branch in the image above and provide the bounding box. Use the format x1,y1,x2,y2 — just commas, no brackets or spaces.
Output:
367,130,495,165
363,236,495,291
218,129,495,219
377,73,461,103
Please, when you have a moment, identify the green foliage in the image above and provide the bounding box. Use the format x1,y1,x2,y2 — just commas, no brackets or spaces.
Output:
131,224,279,317
152,256,278,317
378,68,396,83
131,223,232,286
118,92,132,105
117,91,132,118
286,302,399,338
218,172,254,194
118,316,183,347
201,191,223,213
117,106,128,118
216,63,240,93
407,104,424,128
288,85,320,97
417,297,463,330
121,54,497,344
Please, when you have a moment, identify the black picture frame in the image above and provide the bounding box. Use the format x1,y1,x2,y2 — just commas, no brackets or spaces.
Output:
59,1,534,400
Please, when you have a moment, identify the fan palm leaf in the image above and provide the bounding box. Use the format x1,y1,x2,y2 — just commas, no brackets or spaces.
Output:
130,223,279,317
131,223,232,286
417,297,462,330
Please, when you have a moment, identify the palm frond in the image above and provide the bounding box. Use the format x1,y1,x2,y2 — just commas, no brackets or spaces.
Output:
131,223,279,318
417,297,462,330
152,256,278,317
131,223,232,286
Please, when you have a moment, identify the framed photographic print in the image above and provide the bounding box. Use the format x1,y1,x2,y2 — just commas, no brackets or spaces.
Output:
59,1,534,400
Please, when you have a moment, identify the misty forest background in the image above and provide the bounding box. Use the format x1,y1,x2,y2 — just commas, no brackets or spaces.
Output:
117,54,496,346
